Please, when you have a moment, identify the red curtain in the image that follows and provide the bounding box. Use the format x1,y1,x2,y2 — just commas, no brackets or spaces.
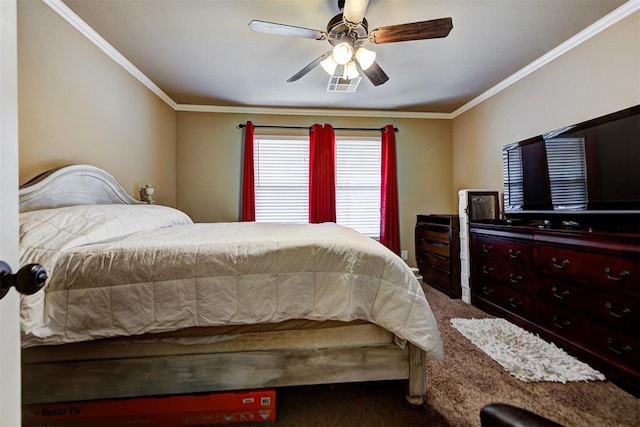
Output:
241,121,255,221
380,124,400,254
309,124,336,223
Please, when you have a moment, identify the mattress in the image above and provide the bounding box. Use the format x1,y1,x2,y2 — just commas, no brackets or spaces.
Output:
19,204,443,361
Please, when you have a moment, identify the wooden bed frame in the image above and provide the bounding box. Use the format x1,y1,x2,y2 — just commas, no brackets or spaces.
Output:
19,164,430,406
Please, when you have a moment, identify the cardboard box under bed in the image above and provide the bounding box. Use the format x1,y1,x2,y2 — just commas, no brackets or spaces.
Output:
23,389,276,426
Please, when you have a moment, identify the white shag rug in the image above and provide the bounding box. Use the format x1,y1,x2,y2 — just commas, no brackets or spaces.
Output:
450,318,606,383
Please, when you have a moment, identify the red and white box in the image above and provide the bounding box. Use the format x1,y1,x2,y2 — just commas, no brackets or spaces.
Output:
23,389,276,426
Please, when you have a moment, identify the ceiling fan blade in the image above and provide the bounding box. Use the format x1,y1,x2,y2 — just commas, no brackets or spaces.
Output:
249,20,327,40
369,17,453,44
343,0,369,26
355,60,389,87
287,51,333,82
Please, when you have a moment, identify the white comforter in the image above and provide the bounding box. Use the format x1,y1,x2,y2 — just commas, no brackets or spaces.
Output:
19,204,443,361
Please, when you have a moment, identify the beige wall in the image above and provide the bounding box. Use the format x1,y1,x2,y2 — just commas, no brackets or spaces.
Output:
18,0,177,206
176,113,453,265
452,12,640,201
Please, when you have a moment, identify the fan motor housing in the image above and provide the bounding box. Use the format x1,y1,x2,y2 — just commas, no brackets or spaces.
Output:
327,14,368,46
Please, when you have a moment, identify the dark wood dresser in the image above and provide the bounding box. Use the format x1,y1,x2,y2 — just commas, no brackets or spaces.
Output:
469,221,640,396
415,214,461,298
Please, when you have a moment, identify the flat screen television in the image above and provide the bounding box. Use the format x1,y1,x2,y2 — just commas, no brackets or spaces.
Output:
502,105,640,228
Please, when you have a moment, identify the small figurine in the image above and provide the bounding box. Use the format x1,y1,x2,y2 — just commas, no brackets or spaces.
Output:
141,184,156,204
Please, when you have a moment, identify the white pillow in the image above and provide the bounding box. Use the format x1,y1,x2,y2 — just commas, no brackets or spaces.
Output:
20,204,193,268
19,204,194,335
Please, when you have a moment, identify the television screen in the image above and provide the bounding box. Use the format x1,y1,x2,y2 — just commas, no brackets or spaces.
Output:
503,105,640,215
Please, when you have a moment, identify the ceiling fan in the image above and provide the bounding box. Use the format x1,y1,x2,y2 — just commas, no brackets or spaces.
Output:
248,0,453,87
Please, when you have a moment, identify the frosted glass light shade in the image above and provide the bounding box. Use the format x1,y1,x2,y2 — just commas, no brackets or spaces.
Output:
344,61,360,80
355,47,376,70
332,42,353,65
321,55,338,75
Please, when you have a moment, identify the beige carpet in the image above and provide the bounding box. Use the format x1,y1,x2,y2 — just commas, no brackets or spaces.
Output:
242,284,640,427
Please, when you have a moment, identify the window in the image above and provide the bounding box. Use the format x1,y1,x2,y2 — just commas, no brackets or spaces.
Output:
253,136,381,238
254,138,309,223
335,139,381,237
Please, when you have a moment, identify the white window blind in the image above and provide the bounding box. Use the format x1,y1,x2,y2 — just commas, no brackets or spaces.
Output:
545,138,588,210
253,136,382,238
254,138,309,223
336,139,381,238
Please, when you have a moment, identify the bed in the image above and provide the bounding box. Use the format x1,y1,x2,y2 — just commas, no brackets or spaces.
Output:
18,164,443,406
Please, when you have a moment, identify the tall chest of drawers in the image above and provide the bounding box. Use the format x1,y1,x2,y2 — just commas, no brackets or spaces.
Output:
470,222,640,396
415,214,461,298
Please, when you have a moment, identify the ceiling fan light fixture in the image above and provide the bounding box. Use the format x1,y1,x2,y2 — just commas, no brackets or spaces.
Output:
320,55,338,76
332,42,353,65
343,61,360,80
355,47,376,70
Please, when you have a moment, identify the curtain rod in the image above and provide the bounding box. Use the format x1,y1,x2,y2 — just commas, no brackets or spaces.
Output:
237,124,398,132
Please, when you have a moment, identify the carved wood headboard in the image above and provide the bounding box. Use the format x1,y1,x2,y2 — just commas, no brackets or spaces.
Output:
19,164,144,213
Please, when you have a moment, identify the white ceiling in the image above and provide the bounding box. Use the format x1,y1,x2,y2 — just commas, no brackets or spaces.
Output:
59,0,631,114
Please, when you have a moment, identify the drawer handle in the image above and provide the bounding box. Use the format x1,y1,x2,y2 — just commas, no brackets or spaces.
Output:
481,266,494,275
604,302,631,319
552,315,571,329
482,244,493,253
508,249,522,259
551,286,570,301
551,257,569,270
606,338,631,356
509,273,523,284
482,286,494,296
508,297,523,309
603,267,630,282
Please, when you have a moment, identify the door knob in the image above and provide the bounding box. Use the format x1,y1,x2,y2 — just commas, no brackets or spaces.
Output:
0,260,47,300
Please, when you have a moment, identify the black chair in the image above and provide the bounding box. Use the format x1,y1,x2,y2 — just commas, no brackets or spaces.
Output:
480,403,564,427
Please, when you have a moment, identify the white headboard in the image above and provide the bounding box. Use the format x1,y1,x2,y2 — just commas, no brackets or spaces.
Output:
19,164,144,212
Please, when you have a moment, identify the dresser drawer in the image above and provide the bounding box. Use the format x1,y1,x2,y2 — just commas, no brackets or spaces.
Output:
473,281,534,319
539,277,586,312
422,264,451,290
588,323,640,369
419,251,451,273
472,235,532,267
418,232,450,258
417,226,450,244
593,294,640,336
475,257,534,292
538,302,590,344
537,246,639,294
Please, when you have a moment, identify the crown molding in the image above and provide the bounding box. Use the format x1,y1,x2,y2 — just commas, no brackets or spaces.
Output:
175,104,452,119
450,0,640,118
43,0,177,110
44,0,638,120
